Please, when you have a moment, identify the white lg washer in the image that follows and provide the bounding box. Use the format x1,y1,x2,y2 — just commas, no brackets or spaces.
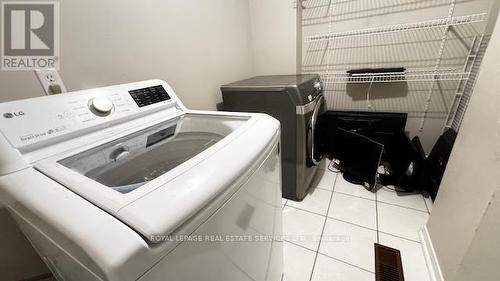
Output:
0,80,283,281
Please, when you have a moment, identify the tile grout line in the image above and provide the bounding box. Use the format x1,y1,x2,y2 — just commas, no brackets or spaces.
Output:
285,240,376,276
308,172,338,281
329,217,377,232
334,190,376,202
378,230,423,244
324,188,429,213
284,204,328,218
291,187,428,214
377,199,430,214
285,187,426,237
316,252,376,275
333,190,375,201
318,173,429,212
284,240,317,254
315,186,334,192
285,202,379,232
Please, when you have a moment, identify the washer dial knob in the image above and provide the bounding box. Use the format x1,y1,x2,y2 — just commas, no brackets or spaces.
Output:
90,97,114,115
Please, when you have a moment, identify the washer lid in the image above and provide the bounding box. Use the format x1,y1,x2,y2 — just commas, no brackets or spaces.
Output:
36,112,280,242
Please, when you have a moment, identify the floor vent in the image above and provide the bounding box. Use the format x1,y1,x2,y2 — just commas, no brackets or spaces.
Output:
375,243,405,281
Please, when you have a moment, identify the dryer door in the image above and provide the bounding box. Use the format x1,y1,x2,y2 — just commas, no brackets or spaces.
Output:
307,95,326,166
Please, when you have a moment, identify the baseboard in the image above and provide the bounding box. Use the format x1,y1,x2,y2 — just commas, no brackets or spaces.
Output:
419,226,444,281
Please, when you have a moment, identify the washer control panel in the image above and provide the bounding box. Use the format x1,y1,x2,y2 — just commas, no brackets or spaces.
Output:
0,80,182,150
129,85,171,108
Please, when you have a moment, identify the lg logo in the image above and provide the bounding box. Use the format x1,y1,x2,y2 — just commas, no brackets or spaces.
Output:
3,111,25,119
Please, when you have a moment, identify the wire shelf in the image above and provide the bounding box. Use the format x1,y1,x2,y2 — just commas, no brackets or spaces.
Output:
300,0,472,26
301,0,358,10
315,70,470,84
301,25,480,74
305,13,487,42
300,0,493,134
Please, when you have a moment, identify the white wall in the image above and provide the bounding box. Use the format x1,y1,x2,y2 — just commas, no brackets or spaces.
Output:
0,0,255,109
249,0,297,75
0,0,256,279
454,189,500,281
426,12,500,281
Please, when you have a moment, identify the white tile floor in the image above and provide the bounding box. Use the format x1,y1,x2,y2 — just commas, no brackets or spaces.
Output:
282,160,433,281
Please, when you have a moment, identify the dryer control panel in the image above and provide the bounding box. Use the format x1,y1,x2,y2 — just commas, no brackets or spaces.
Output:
0,80,184,151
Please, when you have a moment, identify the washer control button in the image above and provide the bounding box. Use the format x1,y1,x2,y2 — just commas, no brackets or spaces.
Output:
90,97,114,115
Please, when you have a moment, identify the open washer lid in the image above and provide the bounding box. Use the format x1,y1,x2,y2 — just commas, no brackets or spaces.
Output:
36,111,280,242
57,114,244,194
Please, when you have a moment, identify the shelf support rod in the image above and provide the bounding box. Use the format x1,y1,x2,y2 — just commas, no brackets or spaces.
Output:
419,0,456,132
443,35,479,131
366,77,374,109
445,35,484,132
321,0,335,109
324,0,332,18
443,0,500,131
